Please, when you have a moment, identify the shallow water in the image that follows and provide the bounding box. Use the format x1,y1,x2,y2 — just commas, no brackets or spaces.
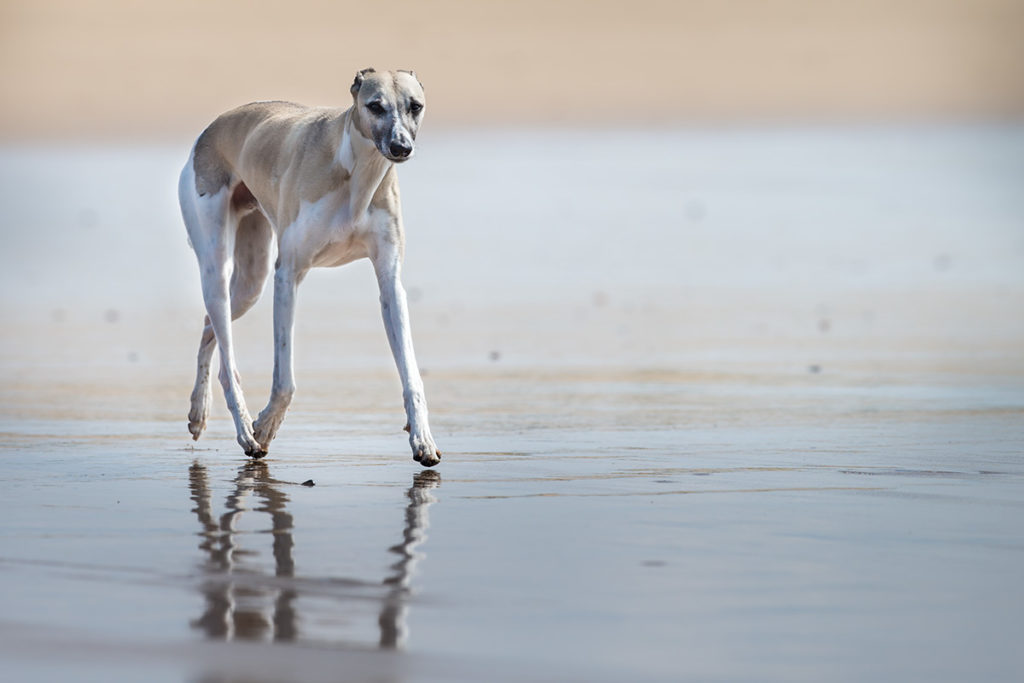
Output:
2,127,1023,681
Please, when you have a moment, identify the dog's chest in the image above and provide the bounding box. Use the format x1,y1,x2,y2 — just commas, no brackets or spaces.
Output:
306,203,393,268
311,229,367,267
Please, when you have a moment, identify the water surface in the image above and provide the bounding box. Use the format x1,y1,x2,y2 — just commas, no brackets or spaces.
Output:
2,127,1023,681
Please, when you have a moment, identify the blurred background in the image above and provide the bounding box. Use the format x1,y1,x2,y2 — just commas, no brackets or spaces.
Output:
1,0,1023,139
1,0,1023,386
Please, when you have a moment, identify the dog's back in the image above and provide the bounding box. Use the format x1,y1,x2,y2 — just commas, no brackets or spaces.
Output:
185,101,351,229
190,101,308,198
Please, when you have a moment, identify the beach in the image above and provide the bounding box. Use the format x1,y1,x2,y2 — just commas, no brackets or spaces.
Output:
1,126,1023,681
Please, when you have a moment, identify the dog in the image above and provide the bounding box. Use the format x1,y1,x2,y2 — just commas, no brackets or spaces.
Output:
178,68,440,467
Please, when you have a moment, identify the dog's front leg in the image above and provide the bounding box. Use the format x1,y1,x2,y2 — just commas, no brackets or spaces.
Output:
253,263,302,450
373,246,441,467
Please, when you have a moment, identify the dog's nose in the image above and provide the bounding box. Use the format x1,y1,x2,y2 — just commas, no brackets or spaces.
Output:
389,140,412,158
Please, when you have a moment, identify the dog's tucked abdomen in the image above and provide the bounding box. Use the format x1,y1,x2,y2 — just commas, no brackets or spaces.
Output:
230,182,258,215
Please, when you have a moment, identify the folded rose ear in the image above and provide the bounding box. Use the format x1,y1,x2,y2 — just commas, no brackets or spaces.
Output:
351,67,376,97
398,69,422,88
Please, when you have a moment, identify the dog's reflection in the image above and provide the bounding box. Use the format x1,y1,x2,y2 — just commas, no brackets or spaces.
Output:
188,460,440,646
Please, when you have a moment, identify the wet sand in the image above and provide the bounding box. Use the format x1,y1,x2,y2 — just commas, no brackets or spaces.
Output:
2,127,1024,681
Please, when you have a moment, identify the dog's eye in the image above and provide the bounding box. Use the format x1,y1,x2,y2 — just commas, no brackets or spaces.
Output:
409,101,423,115
366,101,386,116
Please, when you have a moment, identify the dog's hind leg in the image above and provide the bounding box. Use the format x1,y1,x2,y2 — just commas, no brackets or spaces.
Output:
188,211,273,441
188,323,216,440
182,172,266,457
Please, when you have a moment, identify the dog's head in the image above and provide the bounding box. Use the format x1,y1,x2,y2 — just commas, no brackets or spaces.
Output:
350,68,425,163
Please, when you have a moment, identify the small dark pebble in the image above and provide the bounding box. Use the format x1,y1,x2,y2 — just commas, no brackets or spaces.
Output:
808,364,822,374
642,560,667,568
301,479,315,487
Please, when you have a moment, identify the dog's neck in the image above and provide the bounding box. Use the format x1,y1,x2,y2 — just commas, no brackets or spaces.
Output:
335,112,393,220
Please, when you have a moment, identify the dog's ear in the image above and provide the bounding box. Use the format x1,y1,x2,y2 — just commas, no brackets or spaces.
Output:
351,68,376,97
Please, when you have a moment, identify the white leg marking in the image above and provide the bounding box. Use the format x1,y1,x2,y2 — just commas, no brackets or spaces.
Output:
188,213,272,443
188,321,216,440
180,152,263,457
373,246,440,467
253,264,302,449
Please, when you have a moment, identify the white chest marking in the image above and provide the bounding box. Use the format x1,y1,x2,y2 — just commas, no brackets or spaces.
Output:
282,193,392,269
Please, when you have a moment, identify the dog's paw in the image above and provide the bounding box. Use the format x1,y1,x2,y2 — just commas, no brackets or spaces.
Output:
411,435,442,468
187,416,206,441
245,445,268,460
237,431,268,459
188,394,210,440
253,408,284,449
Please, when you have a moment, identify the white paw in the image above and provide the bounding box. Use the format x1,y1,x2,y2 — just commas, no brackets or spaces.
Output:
237,430,267,459
410,432,441,468
253,407,285,450
187,390,210,440
187,414,207,441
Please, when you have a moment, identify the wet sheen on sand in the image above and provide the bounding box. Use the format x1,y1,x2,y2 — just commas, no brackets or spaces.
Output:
1,127,1023,682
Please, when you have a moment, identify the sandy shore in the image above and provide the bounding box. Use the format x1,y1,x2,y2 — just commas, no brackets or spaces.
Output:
2,126,1023,681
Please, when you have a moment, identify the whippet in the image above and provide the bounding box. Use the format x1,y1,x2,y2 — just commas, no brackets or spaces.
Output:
178,68,440,467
